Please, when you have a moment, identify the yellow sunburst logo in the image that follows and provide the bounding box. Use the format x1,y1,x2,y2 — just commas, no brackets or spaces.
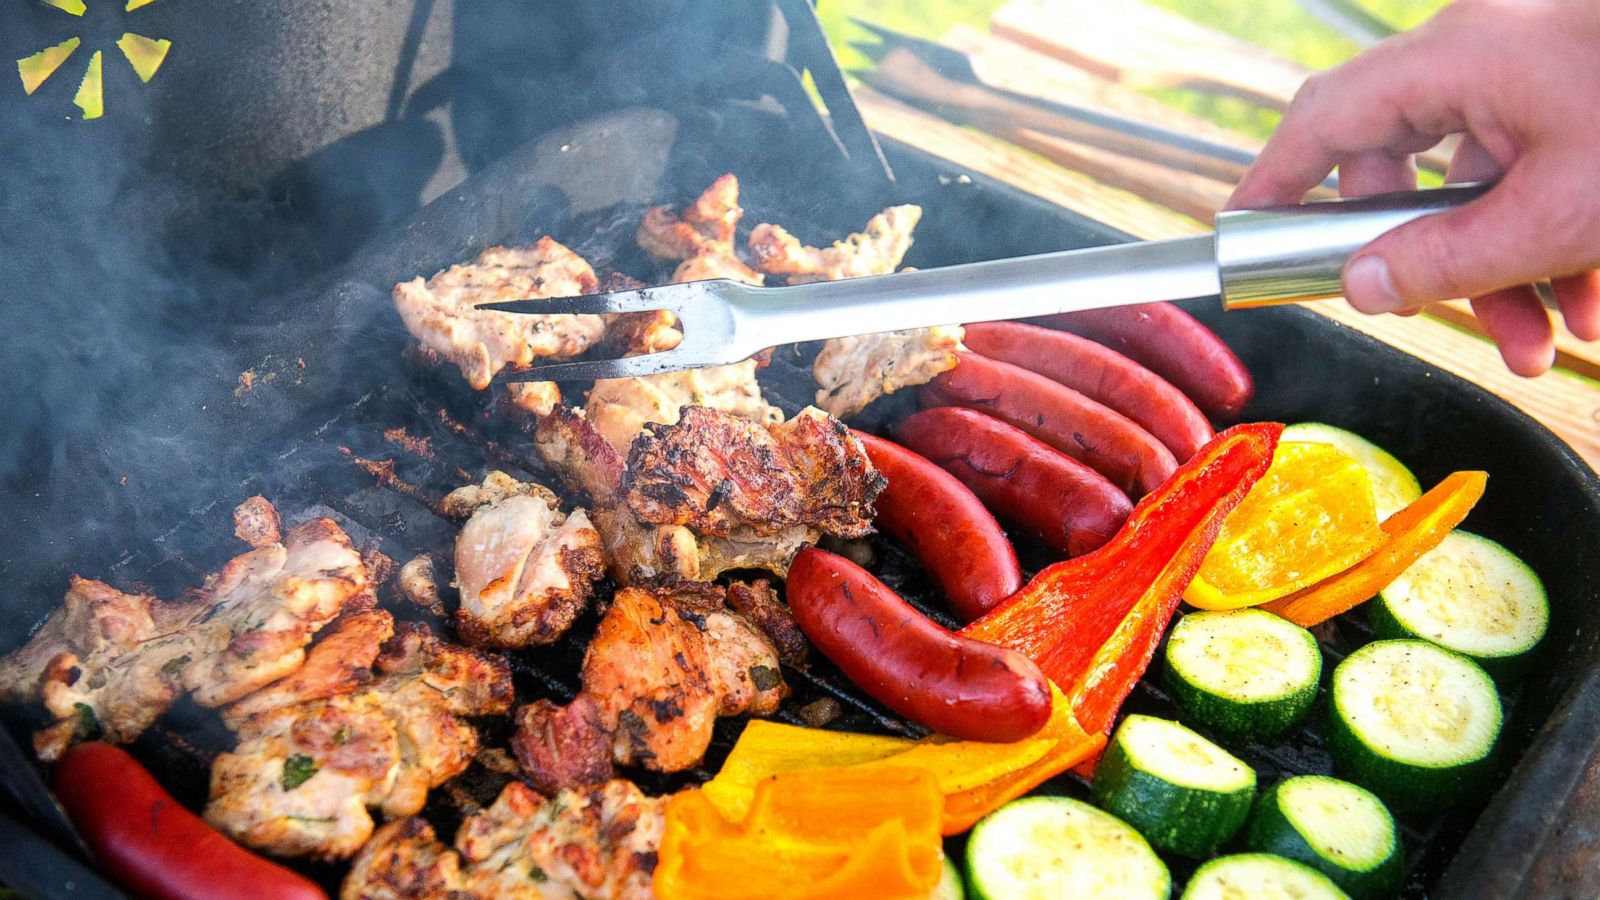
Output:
17,0,173,120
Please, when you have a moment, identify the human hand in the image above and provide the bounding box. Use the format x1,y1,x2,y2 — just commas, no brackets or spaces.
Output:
1228,0,1600,376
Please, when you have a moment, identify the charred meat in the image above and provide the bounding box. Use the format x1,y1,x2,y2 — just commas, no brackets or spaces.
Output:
513,583,785,788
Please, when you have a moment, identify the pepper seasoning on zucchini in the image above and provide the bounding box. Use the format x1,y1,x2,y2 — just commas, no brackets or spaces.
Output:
1371,530,1547,682
1091,714,1256,858
1163,609,1321,743
1246,775,1402,900
1182,853,1350,900
1326,640,1503,813
965,796,1170,900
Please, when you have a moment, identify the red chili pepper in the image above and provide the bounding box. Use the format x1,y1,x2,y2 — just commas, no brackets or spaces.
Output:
959,423,1281,735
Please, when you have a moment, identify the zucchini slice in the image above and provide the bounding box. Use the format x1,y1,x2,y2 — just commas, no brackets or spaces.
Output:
1371,530,1547,681
965,796,1170,900
1327,640,1502,812
1181,854,1350,900
1092,714,1256,858
1163,609,1322,742
931,856,964,900
1245,775,1401,900
1281,423,1420,521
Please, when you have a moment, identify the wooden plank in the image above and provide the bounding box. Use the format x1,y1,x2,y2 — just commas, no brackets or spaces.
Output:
856,88,1600,469
855,84,1204,241
992,0,1312,110
1006,126,1233,221
1429,300,1600,383
989,0,1454,174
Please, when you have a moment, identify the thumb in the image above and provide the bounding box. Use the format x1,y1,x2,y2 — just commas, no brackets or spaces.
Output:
1343,166,1574,313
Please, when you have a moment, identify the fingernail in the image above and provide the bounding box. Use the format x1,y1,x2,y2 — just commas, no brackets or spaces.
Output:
1345,256,1404,314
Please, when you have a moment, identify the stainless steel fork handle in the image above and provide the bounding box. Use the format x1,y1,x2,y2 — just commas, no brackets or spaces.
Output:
1215,182,1491,309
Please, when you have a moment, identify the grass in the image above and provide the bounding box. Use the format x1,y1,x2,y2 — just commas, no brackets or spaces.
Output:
820,0,1451,140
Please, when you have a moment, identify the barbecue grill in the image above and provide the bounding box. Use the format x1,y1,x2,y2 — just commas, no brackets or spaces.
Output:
3,2,1599,897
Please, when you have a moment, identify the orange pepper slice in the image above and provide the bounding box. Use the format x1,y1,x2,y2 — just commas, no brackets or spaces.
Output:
1262,471,1487,626
1186,441,1386,610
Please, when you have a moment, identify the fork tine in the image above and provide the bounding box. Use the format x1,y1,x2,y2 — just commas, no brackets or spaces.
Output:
476,289,659,316
503,351,709,383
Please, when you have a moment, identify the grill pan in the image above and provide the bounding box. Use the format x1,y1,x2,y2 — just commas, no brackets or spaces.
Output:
4,30,1600,900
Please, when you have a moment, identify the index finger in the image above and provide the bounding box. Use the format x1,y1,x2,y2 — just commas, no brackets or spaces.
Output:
1228,30,1473,209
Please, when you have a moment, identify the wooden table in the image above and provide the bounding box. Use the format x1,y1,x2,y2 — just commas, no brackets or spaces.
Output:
849,1,1600,471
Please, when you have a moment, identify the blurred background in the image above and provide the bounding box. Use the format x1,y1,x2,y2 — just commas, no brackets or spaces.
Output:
820,0,1451,140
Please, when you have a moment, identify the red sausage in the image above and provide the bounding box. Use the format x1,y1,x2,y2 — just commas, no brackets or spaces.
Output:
923,352,1177,497
854,431,1022,621
963,321,1213,461
787,548,1052,742
1031,302,1254,419
896,407,1133,557
51,742,327,900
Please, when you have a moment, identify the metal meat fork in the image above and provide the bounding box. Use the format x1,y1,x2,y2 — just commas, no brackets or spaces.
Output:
482,185,1487,382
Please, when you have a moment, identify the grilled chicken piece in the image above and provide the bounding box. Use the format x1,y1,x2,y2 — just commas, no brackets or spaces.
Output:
747,204,922,283
342,780,664,900
234,495,282,548
511,696,616,796
812,326,963,419
636,173,742,262
535,405,878,584
208,618,513,860
443,472,605,648
746,205,957,417
0,501,371,761
513,584,785,787
585,361,781,454
507,381,565,418
725,579,807,666
392,238,605,397
625,405,883,538
395,555,446,618
599,271,683,358
671,252,763,286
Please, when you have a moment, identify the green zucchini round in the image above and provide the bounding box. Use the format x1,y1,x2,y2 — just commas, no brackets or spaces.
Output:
1092,714,1256,858
1181,853,1350,899
1371,530,1547,682
1163,609,1321,743
965,796,1169,900
1327,640,1502,813
1245,775,1401,899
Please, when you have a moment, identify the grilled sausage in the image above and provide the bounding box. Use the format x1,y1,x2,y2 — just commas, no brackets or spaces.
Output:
896,406,1133,557
922,352,1177,497
1031,302,1254,419
51,742,327,900
963,321,1213,461
854,431,1022,621
786,547,1052,742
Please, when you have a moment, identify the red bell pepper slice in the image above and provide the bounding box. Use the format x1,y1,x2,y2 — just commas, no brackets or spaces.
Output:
961,422,1282,735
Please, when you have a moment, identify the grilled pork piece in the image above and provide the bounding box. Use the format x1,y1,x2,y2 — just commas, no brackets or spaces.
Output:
513,584,786,789
442,472,605,648
392,238,605,412
207,615,513,860
746,204,959,418
534,405,882,584
341,779,664,900
626,406,883,538
0,499,371,761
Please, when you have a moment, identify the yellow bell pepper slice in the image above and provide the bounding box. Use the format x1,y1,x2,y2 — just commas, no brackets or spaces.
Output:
1186,441,1386,610
655,768,944,900
1263,471,1487,626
